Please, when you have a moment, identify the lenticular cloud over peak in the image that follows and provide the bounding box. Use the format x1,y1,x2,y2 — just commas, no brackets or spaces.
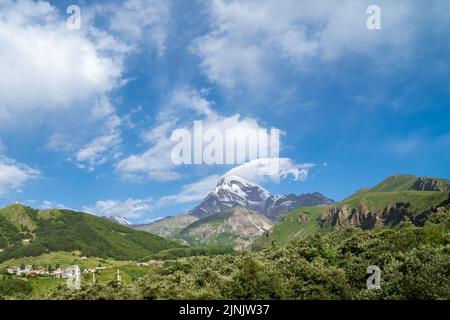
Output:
224,158,315,184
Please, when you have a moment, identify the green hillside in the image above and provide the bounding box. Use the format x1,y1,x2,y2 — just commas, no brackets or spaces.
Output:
254,205,327,249
178,207,273,250
177,211,240,248
260,175,450,247
0,204,182,262
362,174,450,193
369,174,418,192
133,214,198,238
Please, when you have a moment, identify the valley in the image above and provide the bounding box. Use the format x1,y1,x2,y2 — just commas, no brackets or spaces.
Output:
0,173,449,300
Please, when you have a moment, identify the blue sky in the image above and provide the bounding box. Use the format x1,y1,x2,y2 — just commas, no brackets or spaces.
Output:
0,0,449,223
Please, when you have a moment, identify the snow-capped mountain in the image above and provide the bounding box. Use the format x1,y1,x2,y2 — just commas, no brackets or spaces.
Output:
264,192,335,221
106,215,132,226
189,176,271,218
189,175,334,221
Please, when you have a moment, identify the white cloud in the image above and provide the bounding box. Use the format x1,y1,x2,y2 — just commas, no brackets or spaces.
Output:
40,200,64,210
0,157,40,196
115,88,280,181
25,200,68,210
83,198,153,219
46,132,73,152
104,0,171,56
192,0,412,89
0,0,127,120
115,142,182,182
224,158,314,184
90,95,116,120
0,0,171,171
44,95,124,171
158,174,222,205
144,216,164,224
75,114,122,171
159,88,214,118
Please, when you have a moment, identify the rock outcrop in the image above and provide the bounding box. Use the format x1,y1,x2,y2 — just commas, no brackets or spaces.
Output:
412,178,450,192
320,202,412,229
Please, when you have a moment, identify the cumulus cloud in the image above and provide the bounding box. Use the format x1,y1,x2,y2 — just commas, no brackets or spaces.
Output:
0,0,127,120
0,0,171,170
115,88,280,181
191,0,412,89
0,157,40,196
0,0,171,120
83,197,153,219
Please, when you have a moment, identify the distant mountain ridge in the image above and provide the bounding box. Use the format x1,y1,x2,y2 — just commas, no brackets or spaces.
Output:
189,175,334,221
264,192,335,221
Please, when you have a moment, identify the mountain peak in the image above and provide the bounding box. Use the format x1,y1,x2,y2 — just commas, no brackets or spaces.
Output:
106,215,132,226
187,175,272,219
213,175,271,199
218,175,258,186
189,176,333,221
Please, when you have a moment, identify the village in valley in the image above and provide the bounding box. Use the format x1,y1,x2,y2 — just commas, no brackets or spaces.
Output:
5,260,108,279
2,254,154,279
0,251,161,294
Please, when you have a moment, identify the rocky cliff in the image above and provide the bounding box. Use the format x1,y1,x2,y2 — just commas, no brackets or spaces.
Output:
320,202,412,229
412,177,450,192
179,206,273,250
